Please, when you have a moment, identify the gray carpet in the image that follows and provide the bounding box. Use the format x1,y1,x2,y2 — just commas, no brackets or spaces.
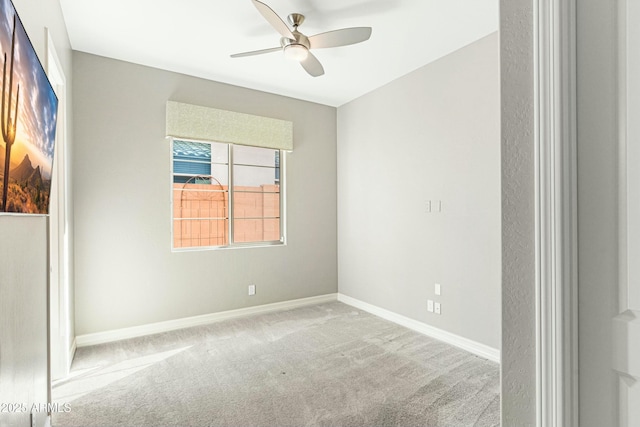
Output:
52,302,499,427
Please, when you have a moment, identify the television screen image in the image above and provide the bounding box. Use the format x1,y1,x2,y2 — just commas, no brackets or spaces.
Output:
0,0,58,214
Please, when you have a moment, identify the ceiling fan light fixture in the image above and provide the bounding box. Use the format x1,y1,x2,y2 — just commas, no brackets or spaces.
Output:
283,44,309,62
231,1,372,77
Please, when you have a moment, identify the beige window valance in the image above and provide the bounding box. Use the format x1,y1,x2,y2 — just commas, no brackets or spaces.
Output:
166,101,293,151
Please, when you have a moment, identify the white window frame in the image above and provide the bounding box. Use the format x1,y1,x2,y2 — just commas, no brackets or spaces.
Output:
170,137,286,251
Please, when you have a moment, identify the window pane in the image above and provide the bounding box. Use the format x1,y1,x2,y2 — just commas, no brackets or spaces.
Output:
173,164,229,186
234,145,277,167
171,140,284,249
173,140,229,184
210,164,229,186
231,146,280,243
173,140,210,161
173,182,229,248
233,190,280,219
173,160,211,176
173,186,228,218
233,218,280,243
173,218,229,248
234,165,279,188
209,142,229,164
173,140,228,163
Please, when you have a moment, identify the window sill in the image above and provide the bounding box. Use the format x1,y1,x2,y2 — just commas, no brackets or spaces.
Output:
171,241,286,253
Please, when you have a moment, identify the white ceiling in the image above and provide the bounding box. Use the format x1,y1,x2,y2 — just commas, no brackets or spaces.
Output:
59,0,498,107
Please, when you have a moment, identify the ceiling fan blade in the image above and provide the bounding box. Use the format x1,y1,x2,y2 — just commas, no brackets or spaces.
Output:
308,27,372,49
300,52,324,77
251,0,294,39
230,47,281,58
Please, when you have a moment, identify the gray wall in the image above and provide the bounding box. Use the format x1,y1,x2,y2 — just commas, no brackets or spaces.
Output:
577,0,618,425
72,52,337,335
0,0,73,425
499,0,536,425
336,33,501,350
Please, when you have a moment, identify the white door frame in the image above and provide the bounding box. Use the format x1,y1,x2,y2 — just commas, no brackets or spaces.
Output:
533,0,579,426
45,29,71,381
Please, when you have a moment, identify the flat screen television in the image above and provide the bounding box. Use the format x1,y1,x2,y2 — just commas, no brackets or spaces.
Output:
0,0,58,215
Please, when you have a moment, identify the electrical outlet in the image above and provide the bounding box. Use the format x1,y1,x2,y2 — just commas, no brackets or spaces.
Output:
248,284,256,296
434,302,441,315
427,299,434,312
435,283,441,296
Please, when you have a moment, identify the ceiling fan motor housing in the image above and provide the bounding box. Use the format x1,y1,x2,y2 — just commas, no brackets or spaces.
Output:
287,13,305,28
280,31,310,50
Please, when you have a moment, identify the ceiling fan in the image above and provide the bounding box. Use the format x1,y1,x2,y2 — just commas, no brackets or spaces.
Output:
231,0,372,77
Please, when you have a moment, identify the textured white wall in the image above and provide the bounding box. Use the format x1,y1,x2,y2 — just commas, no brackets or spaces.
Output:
72,52,337,335
337,33,501,350
500,0,536,425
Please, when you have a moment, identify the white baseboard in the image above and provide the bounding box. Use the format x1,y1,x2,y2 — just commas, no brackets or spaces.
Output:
337,293,501,363
76,293,338,347
76,292,500,363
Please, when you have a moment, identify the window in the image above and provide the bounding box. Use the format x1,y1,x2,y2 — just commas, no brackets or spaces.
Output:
172,139,283,249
